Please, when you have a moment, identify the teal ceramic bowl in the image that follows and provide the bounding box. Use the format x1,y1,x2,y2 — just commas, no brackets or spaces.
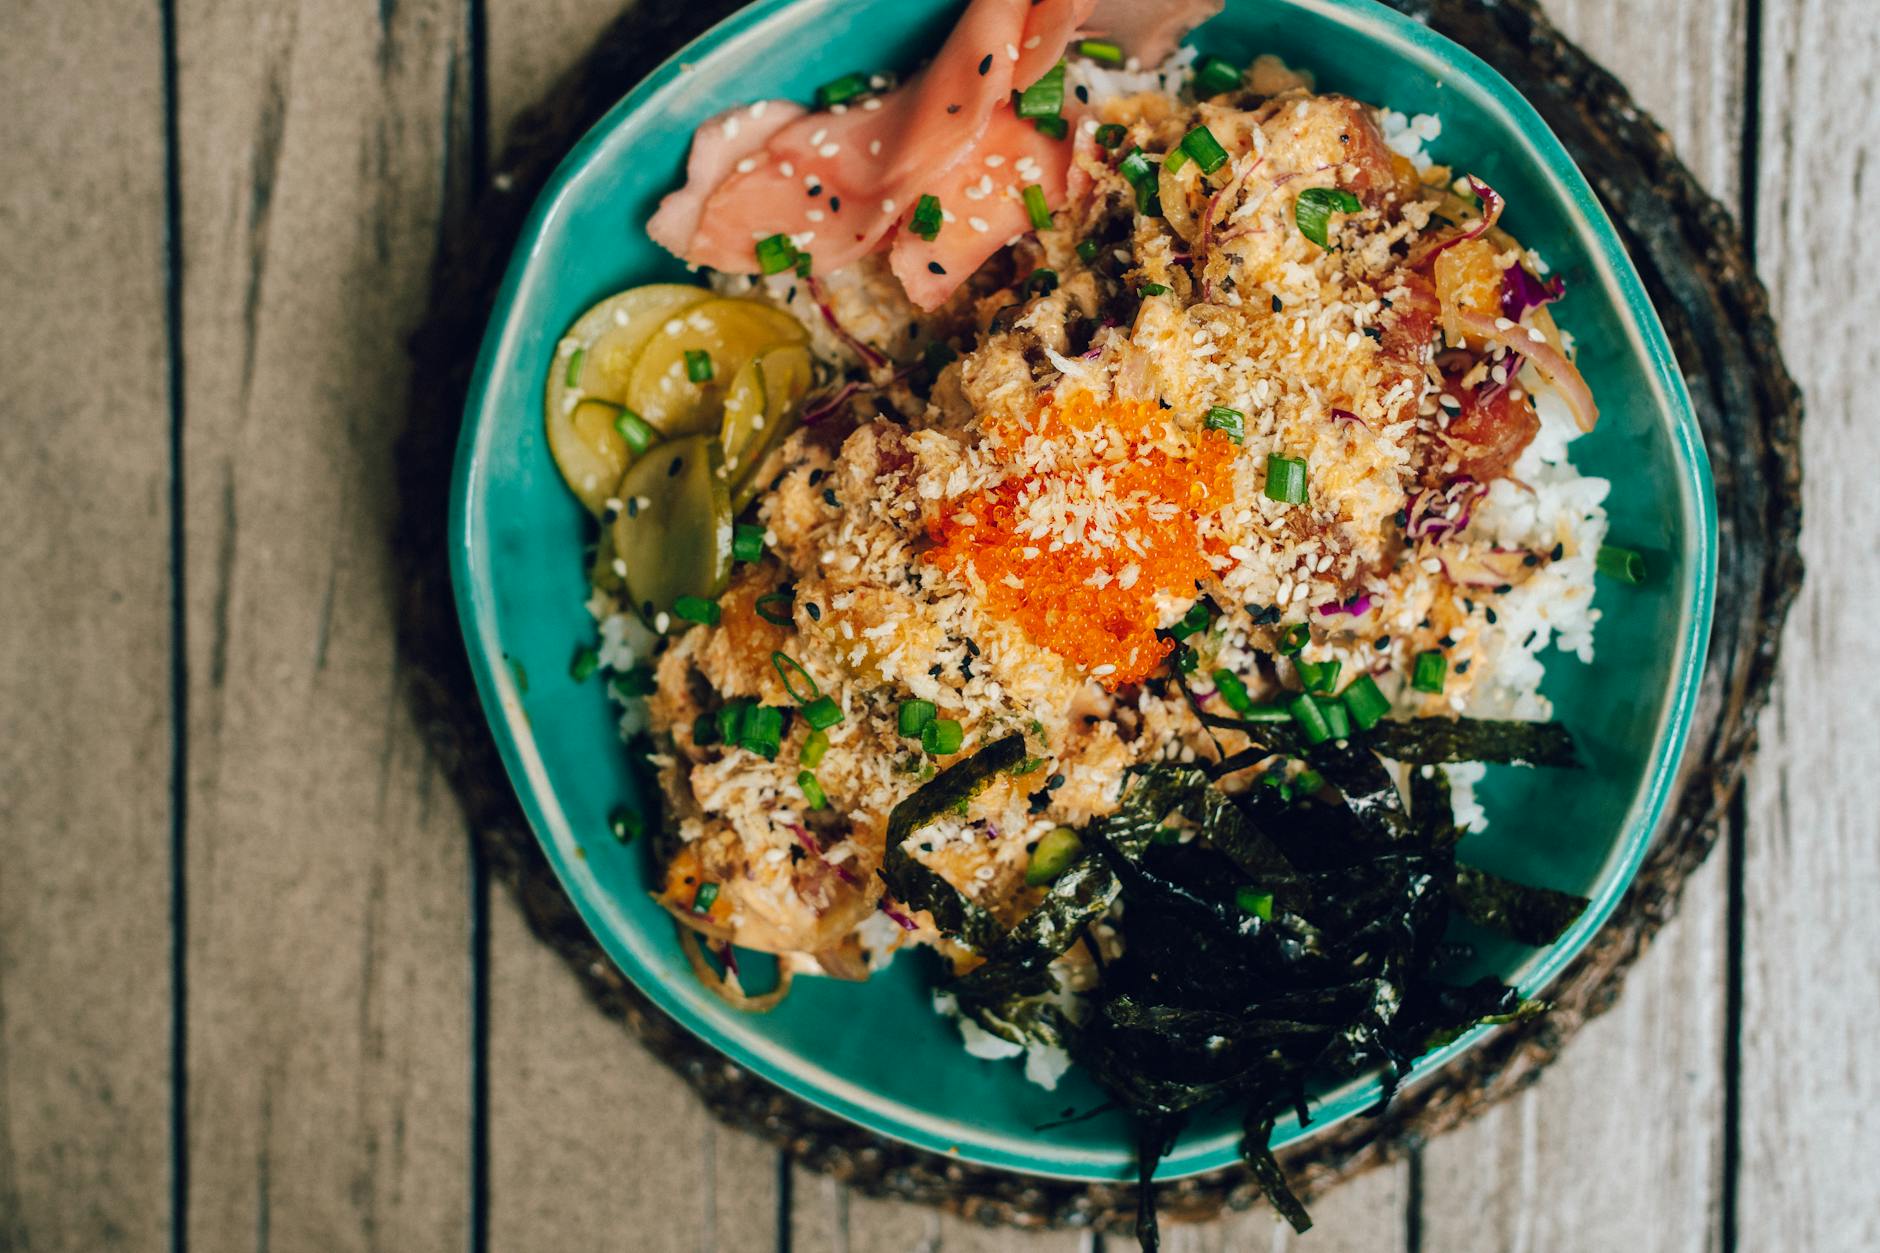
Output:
451,0,1715,1181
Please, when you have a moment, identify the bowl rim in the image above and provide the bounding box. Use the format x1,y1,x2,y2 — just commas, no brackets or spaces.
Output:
449,0,1717,1183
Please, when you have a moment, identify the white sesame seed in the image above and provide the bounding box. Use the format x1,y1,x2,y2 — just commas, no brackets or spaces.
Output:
809,127,828,145
968,216,989,232
882,199,896,213
654,612,671,632
869,139,882,155
806,209,825,222
985,154,1005,167
1528,327,1548,343
735,156,758,174
1006,42,1019,60
750,100,769,118
720,116,741,140
819,142,841,157
1494,316,1515,331
862,97,882,110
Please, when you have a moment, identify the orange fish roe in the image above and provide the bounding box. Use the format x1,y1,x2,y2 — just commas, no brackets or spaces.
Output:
926,392,1238,687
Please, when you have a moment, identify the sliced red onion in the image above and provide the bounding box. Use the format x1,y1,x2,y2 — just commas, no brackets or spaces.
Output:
801,380,862,425
715,941,741,979
1501,264,1565,321
787,821,861,886
1454,307,1599,432
1330,407,1369,428
1403,477,1488,542
878,902,919,932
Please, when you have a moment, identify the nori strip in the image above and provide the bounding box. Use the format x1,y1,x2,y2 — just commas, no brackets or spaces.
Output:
1449,865,1590,946
881,733,1027,953
1363,717,1579,767
952,854,1120,1005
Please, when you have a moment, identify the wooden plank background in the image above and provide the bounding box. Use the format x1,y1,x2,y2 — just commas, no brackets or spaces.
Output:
1,0,1873,1249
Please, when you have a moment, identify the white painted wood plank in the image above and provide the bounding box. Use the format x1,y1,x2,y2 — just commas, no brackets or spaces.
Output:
484,889,778,1252
1739,0,1880,1248
1416,1,1742,1246
0,1,174,1248
174,0,475,1246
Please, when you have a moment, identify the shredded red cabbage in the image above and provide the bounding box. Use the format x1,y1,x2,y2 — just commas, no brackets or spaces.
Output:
805,276,888,369
788,821,861,886
1421,174,1505,265
1330,407,1368,427
879,902,919,932
1403,477,1488,542
1501,264,1566,321
801,380,862,425
1316,593,1374,617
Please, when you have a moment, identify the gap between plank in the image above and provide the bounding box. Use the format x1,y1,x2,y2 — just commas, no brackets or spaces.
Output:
159,0,190,1247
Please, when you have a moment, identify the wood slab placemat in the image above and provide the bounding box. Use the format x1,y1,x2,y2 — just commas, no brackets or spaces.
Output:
395,0,1803,1232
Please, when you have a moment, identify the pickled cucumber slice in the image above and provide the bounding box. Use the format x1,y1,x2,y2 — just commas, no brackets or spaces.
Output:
625,298,807,438
718,357,768,481
611,434,733,627
729,345,813,513
547,284,708,514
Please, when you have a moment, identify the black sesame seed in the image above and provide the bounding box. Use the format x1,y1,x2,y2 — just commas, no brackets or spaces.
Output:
1028,790,1051,814
667,456,684,477
978,54,992,75
1523,553,1540,567
1493,583,1514,594
829,196,842,212
1375,634,1391,649
1485,607,1498,625
928,261,947,274
626,497,640,518
1439,635,1456,647
643,601,654,618
1047,773,1066,789
805,602,822,621
1271,294,1283,312
928,664,943,677
1455,659,1472,674
1550,542,1565,561
808,184,822,197
822,488,838,507
946,103,961,114
1075,84,1089,103
808,468,826,485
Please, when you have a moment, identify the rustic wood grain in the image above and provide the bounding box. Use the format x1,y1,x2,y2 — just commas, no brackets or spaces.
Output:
1739,0,1880,1248
172,0,475,1246
1416,3,1743,1248
484,890,779,1252
0,1,175,1249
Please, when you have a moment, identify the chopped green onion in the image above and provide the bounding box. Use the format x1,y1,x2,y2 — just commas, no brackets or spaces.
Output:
755,232,799,274
1288,691,1332,744
732,524,766,563
610,664,656,699
1341,674,1392,730
1076,238,1101,262
608,807,644,843
1024,267,1059,295
1193,54,1242,98
1094,122,1128,150
1138,282,1171,297
692,711,718,745
910,194,943,241
1016,60,1066,120
1235,886,1274,919
1118,146,1159,214
797,770,828,810
1173,600,1211,639
569,644,600,683
1597,544,1647,584
715,699,751,747
1212,669,1255,715
801,695,844,731
1033,114,1068,140
614,409,656,455
1025,827,1085,886
1316,694,1351,740
1023,183,1052,230
1412,649,1448,694
814,71,870,108
771,651,821,703
740,704,783,758
800,728,829,768
1277,622,1310,655
1180,124,1230,174
1294,186,1363,248
1204,405,1245,442
1075,38,1124,64
1264,453,1309,504
794,250,814,278
691,882,720,914
1235,703,1294,722
1294,768,1325,795
922,717,964,756
672,595,721,627
684,349,713,383
1297,657,1341,693
1163,145,1189,175
565,347,586,388
753,590,794,626
897,698,937,738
